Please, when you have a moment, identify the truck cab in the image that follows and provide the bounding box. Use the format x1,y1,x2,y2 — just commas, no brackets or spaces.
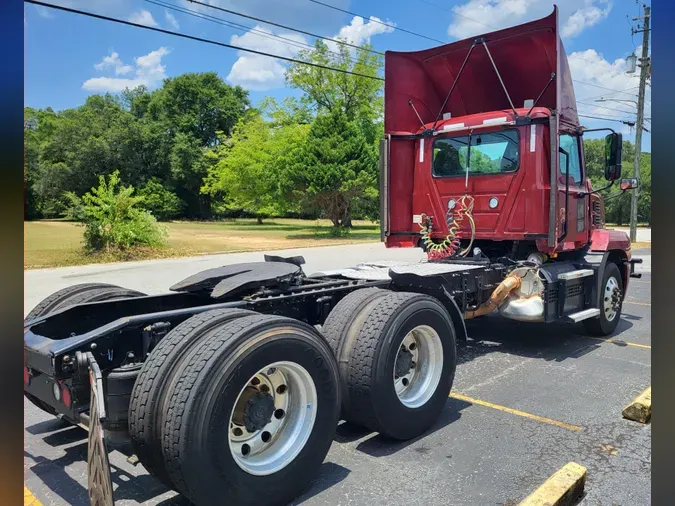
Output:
380,6,630,258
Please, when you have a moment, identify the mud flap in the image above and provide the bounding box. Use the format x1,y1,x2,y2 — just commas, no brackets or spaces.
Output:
87,353,114,506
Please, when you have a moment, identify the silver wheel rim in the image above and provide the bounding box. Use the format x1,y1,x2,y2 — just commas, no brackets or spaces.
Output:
228,361,317,476
393,325,444,408
604,276,621,322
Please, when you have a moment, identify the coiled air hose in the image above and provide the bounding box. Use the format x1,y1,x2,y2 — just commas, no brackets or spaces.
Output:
419,195,476,261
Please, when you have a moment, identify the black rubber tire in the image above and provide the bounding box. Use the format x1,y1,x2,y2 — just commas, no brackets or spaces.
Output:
327,291,457,440
24,283,146,416
583,262,623,336
160,314,341,506
321,287,391,416
128,308,255,489
25,283,146,321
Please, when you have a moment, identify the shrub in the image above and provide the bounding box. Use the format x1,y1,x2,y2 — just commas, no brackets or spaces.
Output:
73,171,167,252
137,178,185,221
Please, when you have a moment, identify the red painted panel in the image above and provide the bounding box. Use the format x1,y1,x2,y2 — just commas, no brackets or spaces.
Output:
589,229,631,252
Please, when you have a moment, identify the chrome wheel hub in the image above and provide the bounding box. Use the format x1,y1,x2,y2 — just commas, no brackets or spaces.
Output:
228,361,317,476
393,325,444,409
603,276,622,322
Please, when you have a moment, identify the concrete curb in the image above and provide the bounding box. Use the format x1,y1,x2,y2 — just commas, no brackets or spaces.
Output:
519,462,587,506
622,386,651,423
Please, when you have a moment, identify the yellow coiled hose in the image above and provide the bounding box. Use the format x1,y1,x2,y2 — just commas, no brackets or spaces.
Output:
419,195,476,260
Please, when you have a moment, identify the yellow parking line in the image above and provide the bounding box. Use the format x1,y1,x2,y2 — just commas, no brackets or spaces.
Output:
624,299,651,307
24,486,42,506
450,392,582,432
585,337,651,349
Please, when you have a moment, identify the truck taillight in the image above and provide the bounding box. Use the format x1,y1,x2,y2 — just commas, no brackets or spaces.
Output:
62,384,72,408
24,366,29,386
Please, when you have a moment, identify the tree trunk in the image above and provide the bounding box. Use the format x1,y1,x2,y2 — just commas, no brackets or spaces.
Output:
257,216,263,225
342,215,353,228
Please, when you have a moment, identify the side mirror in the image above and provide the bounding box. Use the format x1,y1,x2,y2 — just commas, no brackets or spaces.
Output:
604,132,622,181
620,178,639,191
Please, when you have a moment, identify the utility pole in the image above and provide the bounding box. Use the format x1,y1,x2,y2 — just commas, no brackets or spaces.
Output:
630,4,650,242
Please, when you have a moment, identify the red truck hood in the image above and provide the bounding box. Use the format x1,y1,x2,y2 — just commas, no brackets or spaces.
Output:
384,6,577,134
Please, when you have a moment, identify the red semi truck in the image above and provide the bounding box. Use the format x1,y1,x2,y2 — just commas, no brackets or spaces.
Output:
24,7,642,506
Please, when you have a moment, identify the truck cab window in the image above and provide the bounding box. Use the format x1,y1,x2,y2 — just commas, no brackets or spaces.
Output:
432,130,519,177
559,134,582,184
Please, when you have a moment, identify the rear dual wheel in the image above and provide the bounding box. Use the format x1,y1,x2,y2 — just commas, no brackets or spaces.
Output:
323,289,457,440
130,311,341,506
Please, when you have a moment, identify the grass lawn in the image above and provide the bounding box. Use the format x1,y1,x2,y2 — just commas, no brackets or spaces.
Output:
24,219,381,269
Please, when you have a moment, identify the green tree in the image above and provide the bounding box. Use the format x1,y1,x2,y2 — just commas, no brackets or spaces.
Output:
583,138,650,225
286,41,383,123
137,178,185,221
25,74,250,221
289,109,378,228
203,111,309,223
146,72,249,146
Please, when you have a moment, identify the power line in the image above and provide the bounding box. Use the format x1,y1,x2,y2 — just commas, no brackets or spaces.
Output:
577,100,637,115
25,0,385,82
573,79,641,97
581,87,639,102
147,0,317,55
577,107,631,120
578,113,635,124
146,0,371,68
185,0,384,56
307,0,445,44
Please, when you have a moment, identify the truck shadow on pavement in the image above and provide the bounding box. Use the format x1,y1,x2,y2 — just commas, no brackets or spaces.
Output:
332,396,472,458
25,443,169,505
460,315,638,364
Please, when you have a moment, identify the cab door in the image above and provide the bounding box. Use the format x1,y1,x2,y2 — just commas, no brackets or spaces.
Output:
558,133,588,248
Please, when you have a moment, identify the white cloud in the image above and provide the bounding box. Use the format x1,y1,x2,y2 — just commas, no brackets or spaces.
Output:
328,16,395,49
94,52,133,76
448,0,611,40
165,10,180,30
568,48,650,135
226,26,309,91
128,10,158,27
83,47,170,93
561,3,611,38
227,16,394,91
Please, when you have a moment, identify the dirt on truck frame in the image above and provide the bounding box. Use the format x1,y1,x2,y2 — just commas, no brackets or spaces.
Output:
23,6,643,506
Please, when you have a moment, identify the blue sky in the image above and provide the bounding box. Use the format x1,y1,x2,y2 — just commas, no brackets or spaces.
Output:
25,0,650,150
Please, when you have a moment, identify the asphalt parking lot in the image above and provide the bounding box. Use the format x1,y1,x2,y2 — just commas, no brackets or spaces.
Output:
24,246,651,506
